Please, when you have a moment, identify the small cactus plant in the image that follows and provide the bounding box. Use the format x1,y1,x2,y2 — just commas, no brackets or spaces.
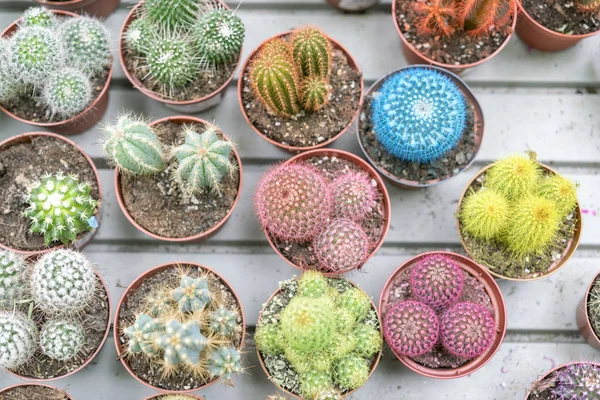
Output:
254,323,284,356
301,76,331,112
9,26,62,85
539,175,578,220
21,7,56,28
0,250,27,305
144,0,199,29
383,300,439,357
40,319,85,361
459,188,510,242
0,312,37,369
280,297,335,352
440,302,496,359
123,16,152,54
209,307,239,336
576,0,600,11
208,346,243,381
291,26,332,78
124,313,162,355
60,17,111,74
155,319,209,367
333,354,370,390
144,35,198,90
171,275,211,313
41,69,92,119
352,325,383,358
409,254,465,310
486,154,541,202
193,8,245,65
551,363,600,399
313,219,370,273
300,370,333,398
297,270,329,298
331,171,377,223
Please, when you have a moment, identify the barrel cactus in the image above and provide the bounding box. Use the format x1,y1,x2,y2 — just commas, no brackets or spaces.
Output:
193,8,245,65
551,363,600,400
0,312,37,369
40,319,85,361
409,254,465,310
209,307,238,336
208,346,243,381
171,275,211,313
144,0,199,28
145,35,198,90
383,300,439,357
539,174,578,219
20,7,56,28
331,171,377,223
485,154,540,202
9,26,62,84
460,188,510,241
0,250,27,304
60,17,111,74
440,302,496,359
291,26,332,78
313,219,370,273
124,313,162,355
42,69,92,119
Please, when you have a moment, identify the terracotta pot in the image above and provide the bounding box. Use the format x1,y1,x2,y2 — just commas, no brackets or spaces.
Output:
0,132,102,258
119,1,240,113
114,116,243,243
0,11,112,135
4,267,112,381
261,148,391,275
356,65,484,189
237,31,364,153
114,262,246,393
576,270,600,350
144,394,205,400
325,0,378,12
34,0,119,18
256,278,382,398
391,0,517,74
379,251,507,379
0,383,74,399
524,362,600,399
457,163,583,281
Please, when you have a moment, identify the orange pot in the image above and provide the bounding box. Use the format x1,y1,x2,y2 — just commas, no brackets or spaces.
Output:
34,0,119,17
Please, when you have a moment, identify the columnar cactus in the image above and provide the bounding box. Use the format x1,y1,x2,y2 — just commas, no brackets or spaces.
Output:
40,319,85,361
42,69,92,119
460,188,510,241
144,0,199,28
0,312,37,369
23,172,98,245
333,354,370,390
193,8,245,65
155,320,209,367
371,67,467,163
539,175,578,219
9,27,62,84
331,171,377,223
171,275,211,313
409,254,465,310
0,250,27,304
208,346,243,380
21,7,56,28
145,36,198,90
124,314,162,355
552,363,600,399
291,26,332,78
313,219,369,273
440,302,496,359
383,300,439,357
209,307,238,336
301,76,330,112
60,17,111,74
280,297,335,352
485,154,540,201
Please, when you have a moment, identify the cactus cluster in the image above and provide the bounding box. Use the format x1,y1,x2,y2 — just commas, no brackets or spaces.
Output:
255,272,382,398
249,26,333,117
370,67,467,164
551,363,600,399
460,153,579,258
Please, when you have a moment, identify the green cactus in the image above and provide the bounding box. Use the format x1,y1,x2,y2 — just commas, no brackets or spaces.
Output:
329,332,356,360
297,270,329,298
208,346,243,380
486,154,541,202
40,319,85,361
333,354,370,390
291,26,332,78
60,17,111,74
41,69,92,119
124,16,152,54
155,319,209,367
20,7,56,28
280,297,335,352
300,370,333,399
352,325,382,358
209,307,238,336
255,323,285,356
301,76,330,112
9,26,62,84
144,0,199,29
335,287,371,325
0,250,26,305
124,313,162,355
460,188,510,241
0,312,37,369
0,40,23,105
171,275,211,313
313,389,344,400
539,174,578,219
144,35,198,90
193,8,245,65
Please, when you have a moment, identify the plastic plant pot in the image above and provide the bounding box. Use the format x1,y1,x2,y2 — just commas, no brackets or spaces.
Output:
523,362,600,399
0,383,74,399
34,0,120,18
576,270,600,350
325,0,379,12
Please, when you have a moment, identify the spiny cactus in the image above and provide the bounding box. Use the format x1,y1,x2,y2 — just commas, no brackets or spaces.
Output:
280,297,335,352
124,16,152,54
371,68,467,163
383,300,439,357
125,314,162,355
261,38,292,58
209,307,238,336
298,270,329,298
9,26,62,85
485,154,541,202
300,370,333,398
0,250,27,304
335,286,371,325
331,171,377,223
551,363,600,400
313,389,344,400
31,249,96,314
171,125,236,193
440,302,496,359
20,7,56,28
208,346,243,380
291,26,332,78
414,0,456,36
539,175,578,220
0,312,37,369
352,325,382,358
301,76,330,112
155,319,209,367
23,172,98,245
0,40,24,105
144,0,199,29
60,17,111,75
102,114,165,175
313,219,369,273
144,35,198,90
460,188,510,241
409,254,465,310
255,323,285,356
254,163,333,242
40,319,85,361
171,275,211,313
193,8,245,65
333,354,370,390
42,69,92,119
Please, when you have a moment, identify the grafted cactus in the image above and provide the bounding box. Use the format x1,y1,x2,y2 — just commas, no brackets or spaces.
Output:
155,320,209,367
539,174,578,219
144,0,199,28
193,8,245,65
144,35,198,90
313,219,369,273
301,76,330,112
9,26,62,84
42,69,92,119
460,188,510,241
208,346,243,380
0,250,27,304
332,354,369,390
280,297,335,352
124,314,162,355
209,307,238,336
0,312,37,369
291,26,332,78
486,154,540,201
552,363,600,399
383,300,439,357
124,16,152,54
331,171,377,223
409,254,465,310
40,319,85,361
440,302,496,359
60,17,111,74
20,7,56,28
172,275,211,313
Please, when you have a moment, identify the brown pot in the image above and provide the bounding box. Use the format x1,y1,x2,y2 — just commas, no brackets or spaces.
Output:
515,2,600,51
256,278,382,398
457,162,583,281
0,132,102,258
391,0,517,74
114,261,246,393
0,383,74,400
379,251,507,379
524,362,600,399
237,31,364,153
144,394,205,400
34,0,120,18
114,116,243,243
356,65,484,189
576,270,600,350
261,148,391,275
325,0,378,12
0,11,112,135
119,1,241,113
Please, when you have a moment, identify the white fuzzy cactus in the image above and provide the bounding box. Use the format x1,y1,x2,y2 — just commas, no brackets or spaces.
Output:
40,319,85,361
0,250,27,304
8,26,62,85
31,249,96,314
20,7,57,29
42,68,92,119
0,311,37,369
59,17,111,74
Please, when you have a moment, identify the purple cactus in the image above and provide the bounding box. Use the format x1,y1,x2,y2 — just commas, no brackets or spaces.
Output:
313,219,369,273
440,302,496,360
331,171,378,223
551,363,600,400
409,254,465,309
254,163,333,242
383,300,439,357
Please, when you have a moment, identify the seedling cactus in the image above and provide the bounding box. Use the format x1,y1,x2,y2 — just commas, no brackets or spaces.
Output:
0,312,37,369
21,7,56,28
40,319,85,361
331,171,377,223
313,219,369,273
440,302,496,359
383,300,439,357
60,17,111,75
459,188,510,241
172,275,211,313
9,26,62,85
409,254,465,310
552,363,600,399
42,69,92,119
291,26,332,78
0,250,27,304
193,8,245,65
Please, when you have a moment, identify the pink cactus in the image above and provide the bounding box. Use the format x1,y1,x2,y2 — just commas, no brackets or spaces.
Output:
383,300,439,357
440,302,496,360
254,163,333,242
331,171,378,223
313,219,369,273
409,254,465,310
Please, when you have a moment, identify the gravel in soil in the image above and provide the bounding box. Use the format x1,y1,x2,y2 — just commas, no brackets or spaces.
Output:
0,386,69,400
0,135,100,251
526,371,560,399
522,0,600,35
119,121,240,239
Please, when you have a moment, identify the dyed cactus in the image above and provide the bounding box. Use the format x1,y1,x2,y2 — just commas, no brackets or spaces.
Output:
333,354,370,390
297,270,329,298
291,26,332,78
280,297,335,352
301,76,330,112
40,319,85,361
539,175,578,219
60,17,111,74
440,302,496,359
21,7,56,28
485,154,541,202
383,300,439,357
9,27,62,84
23,172,98,245
171,275,211,313
42,69,92,119
155,320,209,367
193,8,245,65
144,0,199,28
0,312,37,369
300,370,333,398
371,68,467,163
208,346,243,380
352,325,383,358
460,188,510,241
551,363,600,399
255,323,285,355
409,254,465,309
0,250,26,304
331,171,377,223
313,219,369,273
124,313,162,355
124,16,152,54
145,35,198,90
209,307,238,336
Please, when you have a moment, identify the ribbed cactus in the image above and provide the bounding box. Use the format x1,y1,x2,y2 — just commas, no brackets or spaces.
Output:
551,363,600,399
539,175,578,220
145,35,198,89
9,26,62,84
485,154,540,202
20,7,56,28
460,188,510,242
124,16,152,55
440,302,496,359
31,249,96,314
209,307,238,336
333,354,370,390
171,275,211,313
300,370,333,398
155,319,209,367
331,171,377,223
193,8,245,65
0,312,37,369
42,69,92,119
255,323,285,356
144,0,199,28
383,300,439,357
291,26,332,78
409,254,465,310
208,346,243,380
313,219,369,273
297,270,329,298
144,290,173,317
301,76,330,112
280,297,335,352
371,67,467,163
0,250,26,304
60,17,111,74
23,172,98,245
102,114,165,175
125,314,162,355
40,319,85,361
352,325,382,358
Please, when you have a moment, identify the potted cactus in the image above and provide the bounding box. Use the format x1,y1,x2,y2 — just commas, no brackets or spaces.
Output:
379,251,506,379
0,383,74,399
115,262,246,392
238,27,363,151
0,248,111,380
33,0,119,18
325,0,379,12
457,152,582,280
145,395,205,400
103,114,242,242
255,271,383,398
120,0,245,113
254,149,390,274
392,0,517,73
357,65,483,188
0,132,101,256
525,362,600,399
0,8,112,135
576,271,600,350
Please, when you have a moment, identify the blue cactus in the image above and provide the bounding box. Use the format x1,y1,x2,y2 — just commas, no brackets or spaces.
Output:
371,67,467,163
208,346,243,380
171,275,211,313
209,307,238,336
124,314,162,355
155,319,209,366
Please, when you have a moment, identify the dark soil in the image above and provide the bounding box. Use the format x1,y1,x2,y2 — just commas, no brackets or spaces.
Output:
526,370,560,400
117,264,244,391
381,255,494,369
522,0,600,35
0,135,100,251
119,121,240,239
358,91,479,185
395,0,511,65
0,385,68,400
241,38,362,148
270,156,386,271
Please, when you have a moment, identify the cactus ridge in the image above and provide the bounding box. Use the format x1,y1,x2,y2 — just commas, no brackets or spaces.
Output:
383,300,439,357
440,302,496,359
409,254,465,310
144,0,199,29
291,26,332,78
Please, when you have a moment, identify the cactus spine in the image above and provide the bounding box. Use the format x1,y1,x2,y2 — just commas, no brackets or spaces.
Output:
460,188,510,242
42,69,92,119
0,311,37,369
193,8,245,65
486,154,540,202
291,27,332,78
60,17,111,74
551,363,600,399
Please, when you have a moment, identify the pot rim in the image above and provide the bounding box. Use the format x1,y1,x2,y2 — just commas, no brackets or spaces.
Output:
517,1,600,40
143,394,205,400
581,270,600,342
523,361,600,399
237,29,364,152
114,115,243,242
35,0,95,5
0,383,75,399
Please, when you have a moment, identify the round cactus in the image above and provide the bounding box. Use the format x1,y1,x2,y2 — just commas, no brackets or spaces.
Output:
0,312,37,369
208,346,243,380
0,250,27,304
9,26,62,84
20,7,56,28
0,40,24,105
371,67,467,163
254,163,333,242
299,370,333,398
313,389,344,400
551,363,600,400
144,0,198,28
335,287,372,325
331,171,377,223
145,35,198,89
313,219,370,273
31,249,96,314
144,289,173,317
41,68,92,119
486,154,541,201
124,16,152,54
155,319,208,367
460,188,510,242
440,302,496,359
301,76,330,112
171,275,211,313
352,325,382,358
209,307,238,336
291,26,332,78
333,354,370,390
539,174,578,219
40,319,85,361
329,331,356,359
409,254,465,310
60,17,111,74
124,313,162,355
284,345,311,374
280,297,335,352
383,300,439,357
297,270,329,298
193,8,245,65
255,323,285,356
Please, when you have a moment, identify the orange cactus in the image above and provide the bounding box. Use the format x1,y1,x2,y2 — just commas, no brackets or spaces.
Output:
576,0,600,12
415,0,456,36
